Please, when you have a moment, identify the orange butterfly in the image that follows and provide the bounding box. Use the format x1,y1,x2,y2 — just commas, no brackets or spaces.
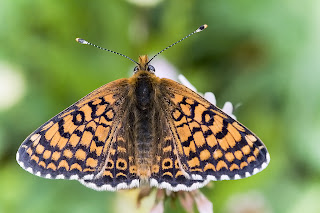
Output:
17,25,269,191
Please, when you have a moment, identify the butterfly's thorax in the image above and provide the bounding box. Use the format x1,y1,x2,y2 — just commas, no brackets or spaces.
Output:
135,72,154,109
128,69,161,179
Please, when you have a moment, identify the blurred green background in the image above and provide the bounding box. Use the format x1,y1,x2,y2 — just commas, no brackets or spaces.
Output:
1,0,320,212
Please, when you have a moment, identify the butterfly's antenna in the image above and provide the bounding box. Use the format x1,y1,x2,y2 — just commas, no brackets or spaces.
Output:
147,24,208,64
76,38,139,65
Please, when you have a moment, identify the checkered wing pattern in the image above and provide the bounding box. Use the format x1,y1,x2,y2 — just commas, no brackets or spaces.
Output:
81,123,139,191
153,79,270,190
16,79,138,191
16,71,269,192
149,119,210,191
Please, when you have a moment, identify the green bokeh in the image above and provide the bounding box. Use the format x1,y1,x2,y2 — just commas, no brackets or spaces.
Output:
1,0,319,212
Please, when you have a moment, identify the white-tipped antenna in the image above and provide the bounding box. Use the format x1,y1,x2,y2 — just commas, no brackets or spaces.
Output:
147,24,208,64
76,38,139,65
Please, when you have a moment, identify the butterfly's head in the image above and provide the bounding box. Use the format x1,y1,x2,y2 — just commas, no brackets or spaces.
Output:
133,55,155,73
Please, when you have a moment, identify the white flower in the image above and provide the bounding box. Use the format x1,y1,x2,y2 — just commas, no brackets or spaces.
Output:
192,190,214,213
152,57,237,119
137,189,214,213
177,74,237,120
225,191,271,213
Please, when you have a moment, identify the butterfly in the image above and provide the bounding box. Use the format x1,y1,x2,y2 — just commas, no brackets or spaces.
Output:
16,25,269,191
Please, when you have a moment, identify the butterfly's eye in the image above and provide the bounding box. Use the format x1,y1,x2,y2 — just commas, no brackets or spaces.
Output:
147,65,155,72
133,66,139,72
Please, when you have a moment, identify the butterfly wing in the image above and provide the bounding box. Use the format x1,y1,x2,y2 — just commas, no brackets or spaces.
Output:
152,78,270,191
16,79,139,191
149,114,208,191
80,121,141,191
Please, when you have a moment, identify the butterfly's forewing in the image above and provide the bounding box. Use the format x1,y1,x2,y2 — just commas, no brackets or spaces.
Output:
154,78,270,190
16,79,139,190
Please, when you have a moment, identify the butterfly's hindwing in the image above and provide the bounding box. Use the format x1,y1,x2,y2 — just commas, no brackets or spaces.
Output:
149,115,205,191
80,124,140,191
